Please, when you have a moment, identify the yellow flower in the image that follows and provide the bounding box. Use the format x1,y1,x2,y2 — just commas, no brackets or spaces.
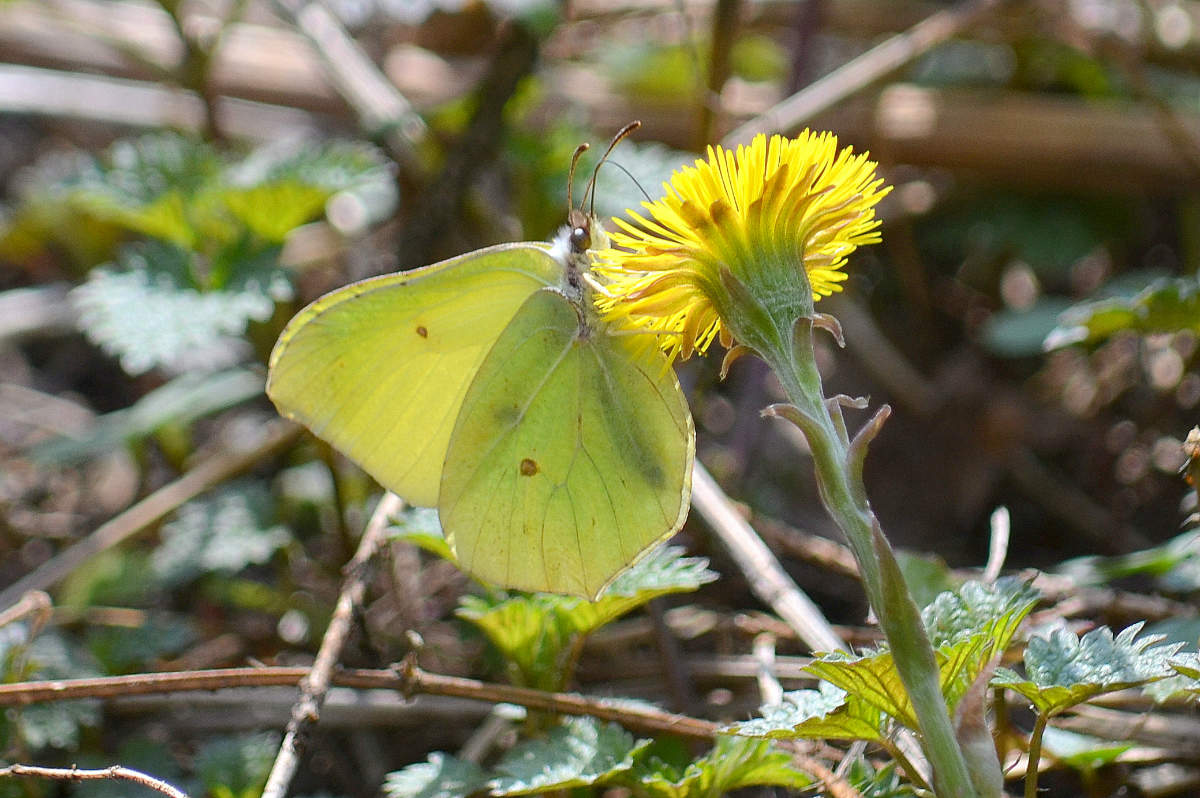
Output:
593,131,890,362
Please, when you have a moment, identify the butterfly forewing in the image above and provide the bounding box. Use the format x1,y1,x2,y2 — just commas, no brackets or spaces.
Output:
440,288,695,598
266,244,562,508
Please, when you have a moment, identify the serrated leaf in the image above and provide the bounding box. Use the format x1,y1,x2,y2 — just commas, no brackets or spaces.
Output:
72,243,285,375
32,368,265,465
382,753,488,798
457,546,714,690
993,623,1183,715
489,717,649,796
923,577,1040,652
1045,275,1200,349
724,681,883,742
626,735,810,798
805,635,988,730
194,732,281,798
152,484,291,586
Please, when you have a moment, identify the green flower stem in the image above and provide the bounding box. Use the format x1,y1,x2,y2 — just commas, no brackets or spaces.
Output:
1024,713,1049,798
761,318,978,798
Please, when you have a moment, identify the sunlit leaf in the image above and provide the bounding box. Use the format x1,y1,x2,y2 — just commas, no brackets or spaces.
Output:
993,623,1183,715
1057,531,1200,592
489,717,649,796
626,735,810,798
382,753,488,798
72,244,288,375
922,577,1039,653
724,681,883,743
1040,727,1132,772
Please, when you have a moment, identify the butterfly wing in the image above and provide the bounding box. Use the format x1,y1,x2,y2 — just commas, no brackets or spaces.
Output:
439,288,695,598
266,243,562,508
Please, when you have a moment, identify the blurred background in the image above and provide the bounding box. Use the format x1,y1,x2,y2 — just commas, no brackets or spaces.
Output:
2,0,1200,794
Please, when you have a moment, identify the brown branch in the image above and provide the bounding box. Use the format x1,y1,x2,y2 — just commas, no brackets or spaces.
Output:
0,664,723,741
260,491,404,798
0,764,189,798
0,420,302,610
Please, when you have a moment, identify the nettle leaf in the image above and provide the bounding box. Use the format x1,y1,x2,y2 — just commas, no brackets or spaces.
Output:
194,732,281,798
489,717,650,796
923,577,1040,653
3,631,100,751
152,484,291,586
993,623,1183,715
627,735,811,798
724,681,883,743
220,139,395,242
32,368,265,465
73,243,288,375
383,753,488,798
1045,275,1200,349
805,636,988,731
69,134,224,249
457,546,714,690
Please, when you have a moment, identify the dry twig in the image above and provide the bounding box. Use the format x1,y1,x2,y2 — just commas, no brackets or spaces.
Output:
260,491,404,798
0,764,189,798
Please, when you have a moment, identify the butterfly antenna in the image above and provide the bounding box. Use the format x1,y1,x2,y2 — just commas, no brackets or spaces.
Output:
605,159,654,204
566,142,590,215
585,120,641,216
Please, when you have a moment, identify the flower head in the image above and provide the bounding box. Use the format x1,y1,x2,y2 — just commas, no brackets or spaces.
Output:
593,131,890,362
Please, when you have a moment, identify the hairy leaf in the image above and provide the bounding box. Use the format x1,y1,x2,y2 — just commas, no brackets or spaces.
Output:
72,244,288,375
923,577,1039,653
152,484,291,586
724,681,883,742
383,753,488,798
993,623,1183,714
626,735,811,798
489,717,649,795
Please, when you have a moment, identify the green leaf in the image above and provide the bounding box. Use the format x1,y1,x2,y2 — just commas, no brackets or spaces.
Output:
87,614,197,673
626,735,810,798
489,717,650,796
382,753,488,798
846,759,919,798
895,549,956,609
993,623,1183,715
1045,276,1200,349
32,368,265,465
152,484,291,586
456,546,714,689
1057,531,1200,591
1039,727,1132,772
982,299,1073,358
389,507,457,563
72,243,287,375
724,681,884,742
2,632,100,751
922,577,1040,653
194,732,281,798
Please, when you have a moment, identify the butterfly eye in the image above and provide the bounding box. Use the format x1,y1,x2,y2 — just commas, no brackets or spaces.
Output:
570,226,591,252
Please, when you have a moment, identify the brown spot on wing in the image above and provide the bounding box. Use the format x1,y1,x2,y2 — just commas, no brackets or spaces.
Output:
519,458,539,476
416,325,428,338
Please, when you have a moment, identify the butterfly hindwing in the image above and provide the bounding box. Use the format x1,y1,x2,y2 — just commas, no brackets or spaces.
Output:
440,288,695,598
266,243,562,508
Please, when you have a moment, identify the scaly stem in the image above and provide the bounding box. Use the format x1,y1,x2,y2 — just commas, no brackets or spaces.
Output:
761,319,977,798
1024,713,1049,798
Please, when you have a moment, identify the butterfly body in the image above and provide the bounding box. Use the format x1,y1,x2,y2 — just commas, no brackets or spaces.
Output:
268,216,694,598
